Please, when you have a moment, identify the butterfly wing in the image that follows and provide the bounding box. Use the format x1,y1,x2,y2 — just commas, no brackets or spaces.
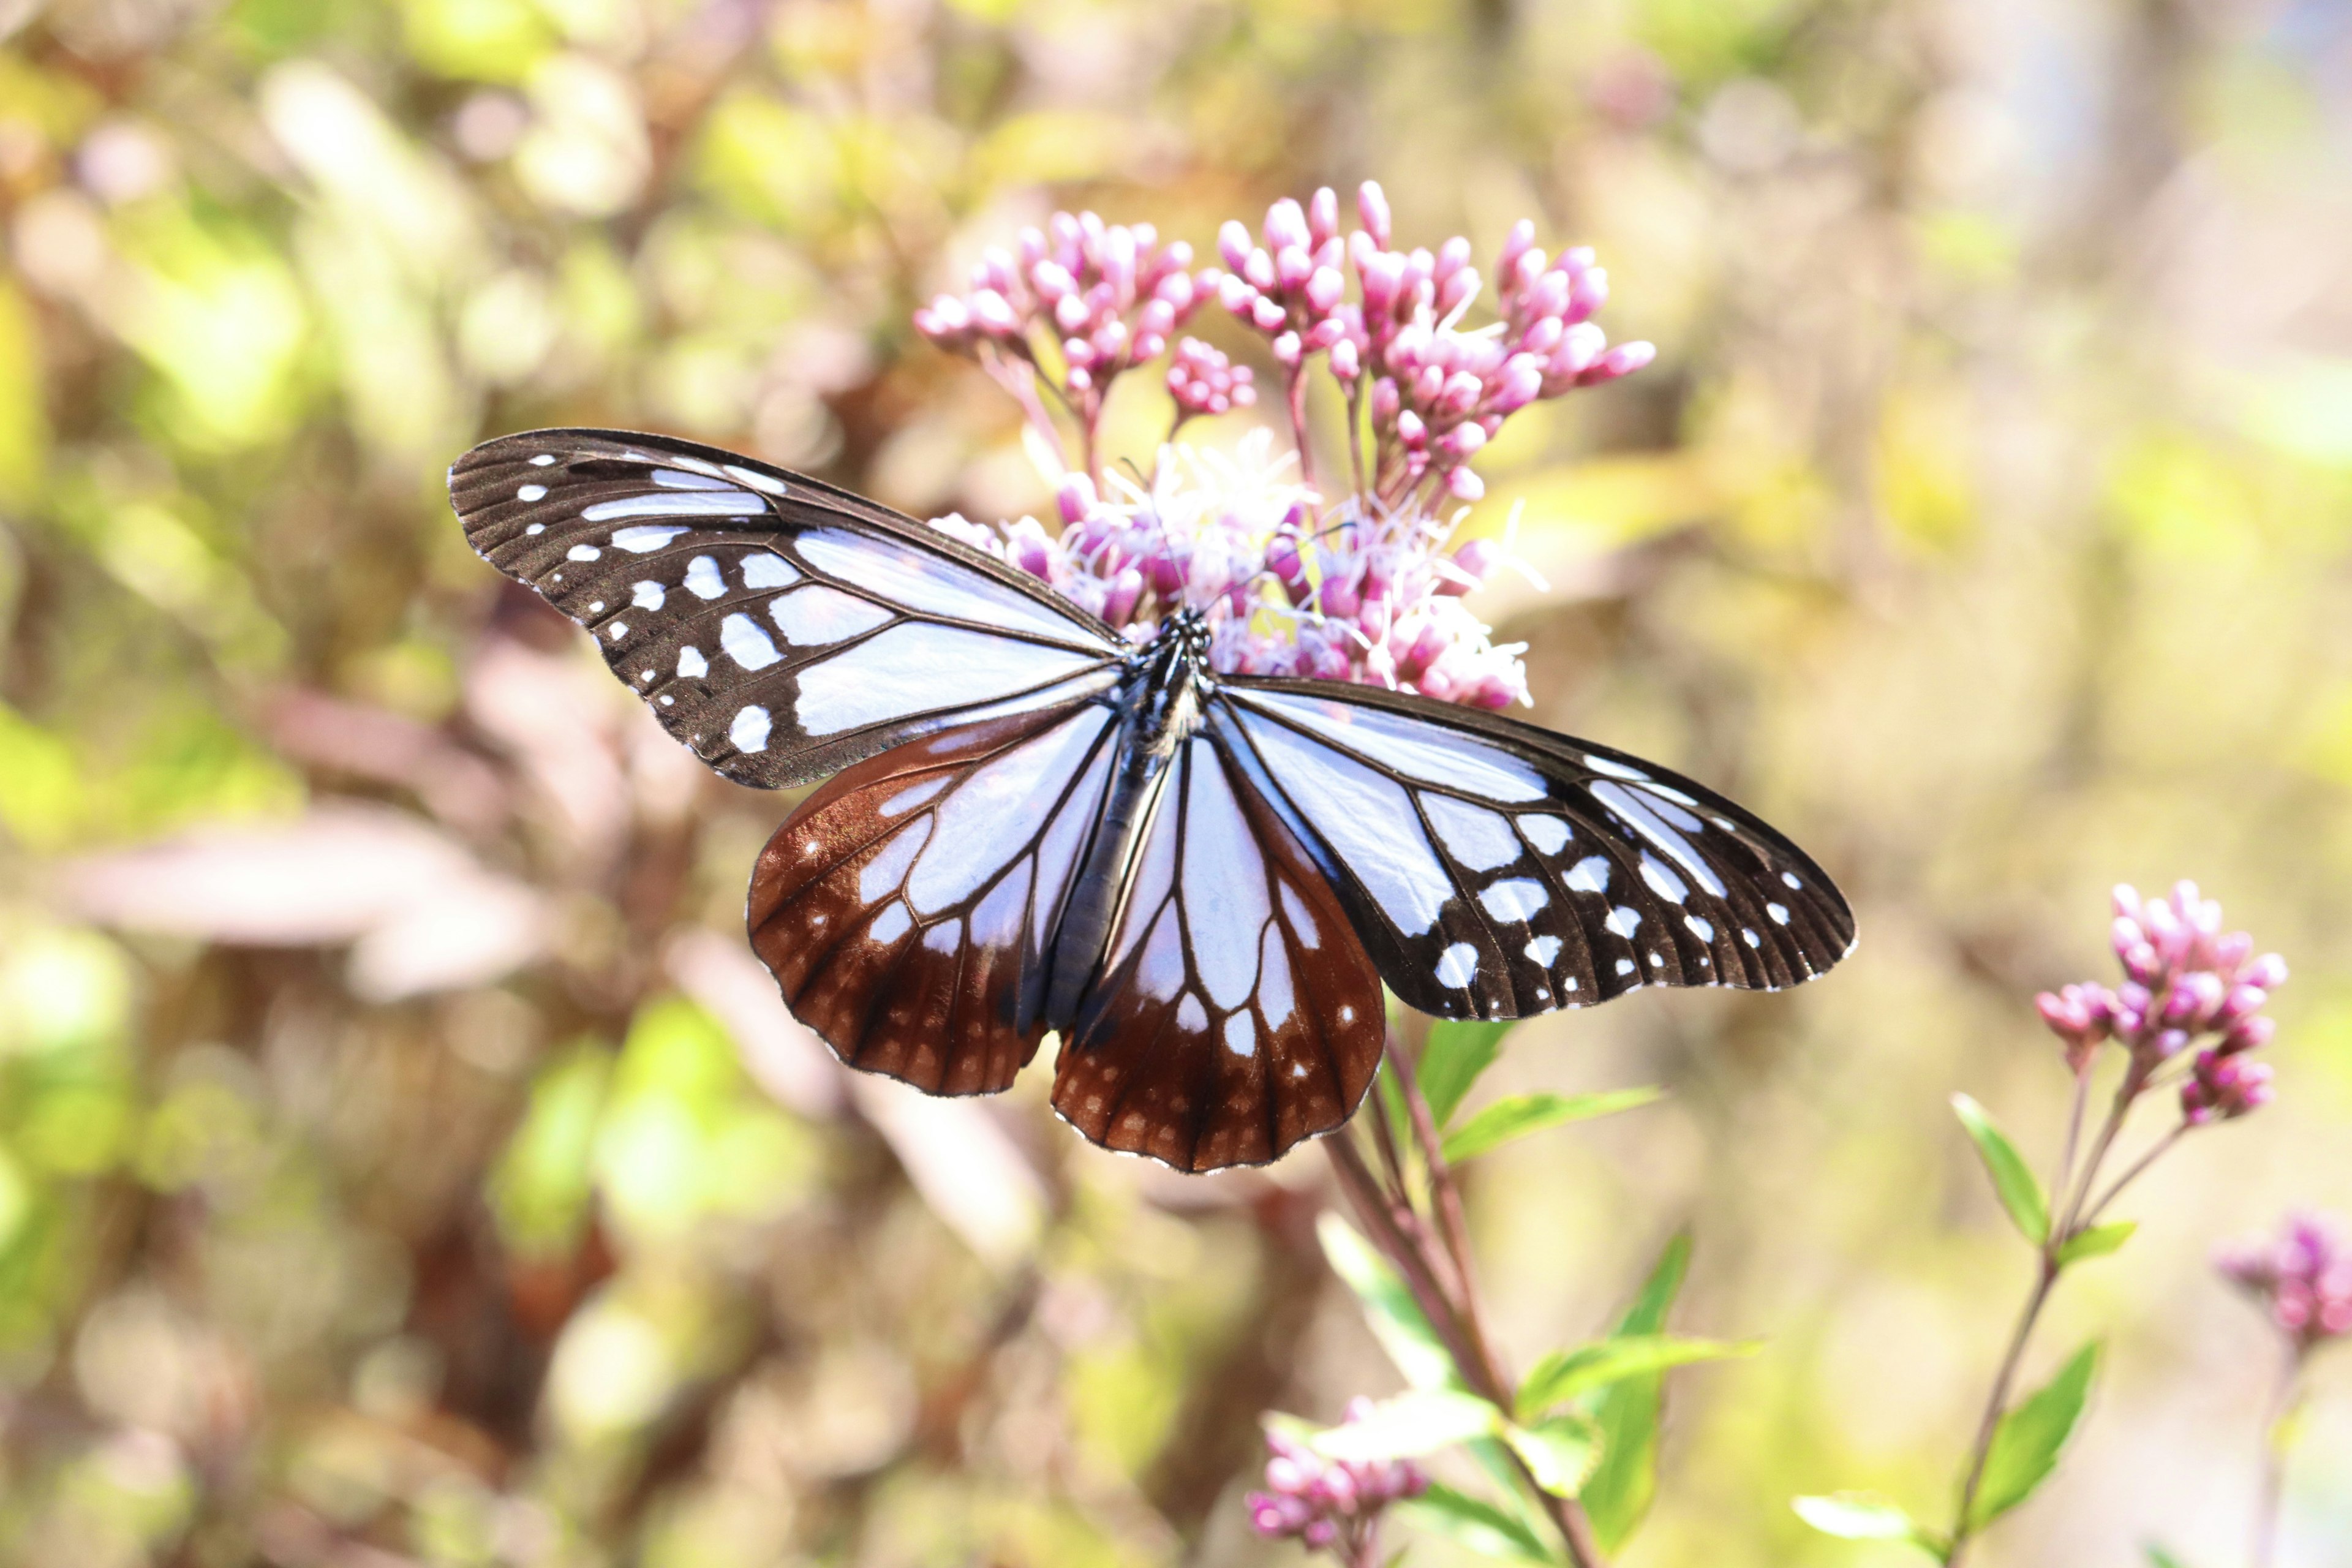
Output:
1050,731,1385,1172
1210,678,1855,1019
448,428,1126,788
746,698,1121,1095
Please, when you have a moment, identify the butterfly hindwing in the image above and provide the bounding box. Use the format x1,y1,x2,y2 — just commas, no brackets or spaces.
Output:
1212,679,1855,1020
1051,734,1386,1172
747,700,1120,1095
449,429,1125,788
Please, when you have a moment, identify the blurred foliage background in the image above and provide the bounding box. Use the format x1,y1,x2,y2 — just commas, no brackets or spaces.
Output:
2,0,2350,1563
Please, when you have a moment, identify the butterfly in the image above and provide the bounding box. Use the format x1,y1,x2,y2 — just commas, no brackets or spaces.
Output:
450,428,1855,1172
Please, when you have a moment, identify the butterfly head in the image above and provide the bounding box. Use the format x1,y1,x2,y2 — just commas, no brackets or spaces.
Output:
1152,605,1213,669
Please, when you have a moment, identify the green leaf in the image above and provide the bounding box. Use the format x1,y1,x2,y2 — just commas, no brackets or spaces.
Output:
2056,1220,2138,1266
1419,1019,1515,1127
1502,1412,1603,1498
1441,1087,1664,1163
1396,1482,1561,1564
1310,1389,1502,1461
1580,1233,1691,1552
1970,1341,2100,1528
2145,1547,2191,1568
1792,1493,1940,1553
1951,1093,2049,1243
1516,1335,1755,1419
1317,1212,1454,1390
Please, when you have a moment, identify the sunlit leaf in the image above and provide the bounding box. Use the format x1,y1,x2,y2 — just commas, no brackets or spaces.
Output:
1971,1341,2100,1528
1516,1335,1754,1419
2056,1221,2138,1267
1441,1088,1662,1163
1310,1389,1501,1461
1396,1482,1561,1564
1580,1233,1690,1551
1419,1020,1513,1128
1951,1094,2049,1243
1792,1493,1939,1552
1502,1412,1602,1498
1316,1212,1454,1390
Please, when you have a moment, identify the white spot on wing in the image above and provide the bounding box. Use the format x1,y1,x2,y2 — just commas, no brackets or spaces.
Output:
905,707,1110,914
1223,1012,1256,1058
923,918,961,954
1425,794,1521,872
721,612,782,670
1240,690,1547,802
770,584,892,646
724,464,788,495
582,491,761,522
1743,928,1760,947
1640,855,1689,903
1592,780,1728,899
1278,883,1319,949
530,454,556,466
525,524,545,535
792,622,1104,738
1525,935,1561,966
683,556,726,600
867,902,911,945
1767,903,1790,925
1686,914,1715,942
652,467,735,490
611,525,689,553
1782,872,1803,889
859,817,933,903
567,544,601,560
677,646,707,679
1566,856,1612,895
742,552,798,589
631,581,665,610
879,777,949,816
1605,906,1642,938
797,528,1112,650
1238,711,1452,937
1479,878,1549,922
1434,942,1480,989
1257,925,1295,1028
1615,958,1635,975
518,484,546,501
1182,747,1272,1010
1521,815,1570,856
1177,994,1209,1033
730,705,771,753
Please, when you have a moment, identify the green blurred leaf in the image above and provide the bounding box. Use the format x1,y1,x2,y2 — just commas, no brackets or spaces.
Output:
1310,1389,1501,1461
1419,1020,1513,1127
1316,1212,1453,1390
1951,1094,2048,1243
1580,1233,1691,1551
488,1040,612,1258
1396,1482,1561,1564
1517,1335,1754,1419
0,279,48,507
1442,1088,1662,1163
2056,1220,2138,1266
1971,1341,2100,1528
1502,1412,1602,1498
2146,1547,2192,1568
1792,1493,1939,1551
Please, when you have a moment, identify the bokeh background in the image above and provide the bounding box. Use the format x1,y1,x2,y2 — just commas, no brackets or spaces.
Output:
3,0,2351,1562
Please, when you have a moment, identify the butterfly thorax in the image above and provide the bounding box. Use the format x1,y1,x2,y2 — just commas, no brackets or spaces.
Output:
1039,609,1214,1030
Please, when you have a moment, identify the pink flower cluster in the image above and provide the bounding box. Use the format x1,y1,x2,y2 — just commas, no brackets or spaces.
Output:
916,188,1651,710
1246,1400,1428,1555
914,211,1218,453
2217,1212,2352,1355
1216,184,1652,503
2033,881,2286,1123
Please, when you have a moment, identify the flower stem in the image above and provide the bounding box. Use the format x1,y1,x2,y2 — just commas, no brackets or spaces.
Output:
1286,367,1316,491
2254,1343,2304,1568
1947,1257,2059,1566
1325,1041,1612,1568
2077,1121,2185,1228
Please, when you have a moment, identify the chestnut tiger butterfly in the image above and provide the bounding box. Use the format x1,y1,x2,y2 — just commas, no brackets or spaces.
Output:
450,429,1854,1172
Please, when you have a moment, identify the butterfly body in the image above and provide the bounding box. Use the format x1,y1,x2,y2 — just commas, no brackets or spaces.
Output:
451,428,1855,1171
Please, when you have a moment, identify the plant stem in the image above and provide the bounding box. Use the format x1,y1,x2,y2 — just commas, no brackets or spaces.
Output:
1325,1042,1612,1568
1286,367,1316,490
2077,1122,2185,1228
1947,1257,2059,1566
2254,1343,2304,1568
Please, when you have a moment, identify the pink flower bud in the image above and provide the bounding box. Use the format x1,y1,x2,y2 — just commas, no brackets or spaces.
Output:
1056,473,1096,525
1371,377,1400,421
1243,247,1276,292
1357,180,1392,246
1447,466,1486,501
1264,197,1310,254
1319,570,1361,619
1395,410,1425,447
1251,296,1287,333
2244,954,2288,990
1218,220,1252,272
1547,321,1604,379
1496,217,1534,286
1272,331,1302,367
1032,259,1076,300
1305,265,1344,315
1308,185,1339,246
1276,244,1313,292
1442,422,1488,459
2225,1014,2276,1054
1101,565,1144,627
1493,355,1545,413
1218,274,1256,314
1566,264,1608,323
1329,338,1360,379
1585,339,1656,382
970,290,1019,334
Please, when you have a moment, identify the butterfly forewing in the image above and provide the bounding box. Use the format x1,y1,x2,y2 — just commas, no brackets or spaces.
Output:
449,429,1125,788
1053,734,1385,1172
747,700,1120,1095
1212,679,1855,1020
